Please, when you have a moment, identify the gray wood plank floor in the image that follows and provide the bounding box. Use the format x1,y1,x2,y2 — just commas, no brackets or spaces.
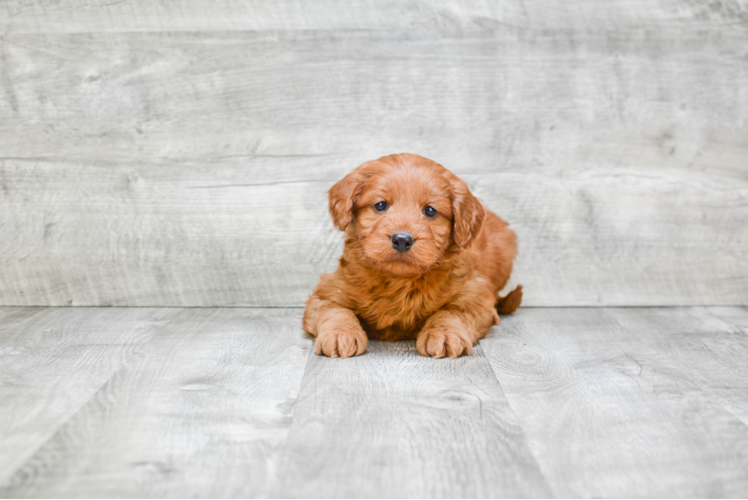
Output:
480,307,748,498
1,306,748,498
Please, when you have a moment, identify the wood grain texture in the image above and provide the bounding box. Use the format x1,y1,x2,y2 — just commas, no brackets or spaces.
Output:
1,5,747,307
273,340,550,498
1,0,747,33
480,307,748,498
0,306,170,487
2,306,748,497
709,306,748,333
0,308,310,498
608,306,748,425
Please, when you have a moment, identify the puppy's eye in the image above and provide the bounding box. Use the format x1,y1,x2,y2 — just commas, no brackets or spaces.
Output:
374,201,388,212
423,206,437,218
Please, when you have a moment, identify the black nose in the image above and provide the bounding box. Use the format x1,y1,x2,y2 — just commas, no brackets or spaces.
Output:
391,232,414,252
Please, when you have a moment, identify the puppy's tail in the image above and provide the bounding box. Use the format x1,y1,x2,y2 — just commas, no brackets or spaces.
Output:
497,285,523,314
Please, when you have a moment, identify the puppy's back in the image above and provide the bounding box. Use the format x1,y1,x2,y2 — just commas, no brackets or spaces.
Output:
470,210,518,296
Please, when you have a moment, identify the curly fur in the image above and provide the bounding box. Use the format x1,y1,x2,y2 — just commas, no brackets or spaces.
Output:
303,153,522,358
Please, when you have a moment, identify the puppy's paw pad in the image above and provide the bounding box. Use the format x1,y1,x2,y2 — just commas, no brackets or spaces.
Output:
416,328,472,359
315,328,367,358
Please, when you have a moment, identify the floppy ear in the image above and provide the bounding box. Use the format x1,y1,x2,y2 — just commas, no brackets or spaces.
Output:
328,163,375,231
449,174,486,248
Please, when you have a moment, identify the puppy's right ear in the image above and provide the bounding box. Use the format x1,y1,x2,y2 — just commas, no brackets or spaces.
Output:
328,163,376,231
448,172,486,248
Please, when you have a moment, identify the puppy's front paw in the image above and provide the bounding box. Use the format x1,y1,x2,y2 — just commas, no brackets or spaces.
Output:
315,325,368,358
416,319,474,359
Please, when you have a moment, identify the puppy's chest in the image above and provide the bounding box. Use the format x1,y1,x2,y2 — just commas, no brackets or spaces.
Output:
354,277,454,336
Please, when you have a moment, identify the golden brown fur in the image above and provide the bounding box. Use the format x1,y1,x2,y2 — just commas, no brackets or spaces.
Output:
303,153,522,358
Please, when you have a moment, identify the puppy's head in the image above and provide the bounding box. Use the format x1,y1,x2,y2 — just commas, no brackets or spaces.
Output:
329,153,485,276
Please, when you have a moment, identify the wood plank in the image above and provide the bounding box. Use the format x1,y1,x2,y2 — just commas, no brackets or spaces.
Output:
2,0,747,33
1,157,746,307
3,305,748,497
0,306,171,487
0,306,48,333
0,158,336,308
709,306,748,334
0,308,311,498
2,30,746,166
608,306,748,425
273,340,550,498
480,308,748,497
1,28,747,307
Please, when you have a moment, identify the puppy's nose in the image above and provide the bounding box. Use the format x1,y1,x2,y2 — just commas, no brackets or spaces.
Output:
391,232,414,252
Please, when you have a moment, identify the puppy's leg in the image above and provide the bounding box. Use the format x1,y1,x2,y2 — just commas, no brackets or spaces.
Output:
303,295,367,358
416,280,497,359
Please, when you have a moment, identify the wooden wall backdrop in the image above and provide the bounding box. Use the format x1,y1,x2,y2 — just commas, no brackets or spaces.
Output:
1,1,747,307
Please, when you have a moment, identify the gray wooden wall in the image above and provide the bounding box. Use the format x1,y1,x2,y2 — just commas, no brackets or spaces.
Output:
1,1,747,307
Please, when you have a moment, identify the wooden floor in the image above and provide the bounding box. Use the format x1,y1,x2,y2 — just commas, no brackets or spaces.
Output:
0,307,746,498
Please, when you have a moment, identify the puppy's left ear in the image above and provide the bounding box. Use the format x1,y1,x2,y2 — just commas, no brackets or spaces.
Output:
449,173,486,248
328,162,376,231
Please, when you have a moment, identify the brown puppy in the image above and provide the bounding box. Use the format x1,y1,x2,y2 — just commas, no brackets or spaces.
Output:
303,153,522,358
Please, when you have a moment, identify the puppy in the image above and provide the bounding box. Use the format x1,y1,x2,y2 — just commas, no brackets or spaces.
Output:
303,153,522,358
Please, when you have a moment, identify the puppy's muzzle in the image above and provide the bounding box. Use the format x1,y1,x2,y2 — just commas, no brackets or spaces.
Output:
391,232,414,252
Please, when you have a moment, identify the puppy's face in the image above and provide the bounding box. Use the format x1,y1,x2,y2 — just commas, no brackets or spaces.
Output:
329,154,485,276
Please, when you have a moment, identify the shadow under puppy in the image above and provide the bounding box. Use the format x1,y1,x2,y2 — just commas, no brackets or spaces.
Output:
303,153,522,359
